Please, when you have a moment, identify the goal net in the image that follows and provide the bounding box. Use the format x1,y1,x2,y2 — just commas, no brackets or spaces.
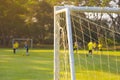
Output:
12,38,33,48
54,6,120,80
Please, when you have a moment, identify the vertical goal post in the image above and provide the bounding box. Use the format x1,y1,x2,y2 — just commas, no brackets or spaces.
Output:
54,6,120,80
12,38,33,48
54,6,76,80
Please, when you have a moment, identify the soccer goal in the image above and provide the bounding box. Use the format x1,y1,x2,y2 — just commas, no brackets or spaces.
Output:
54,6,120,80
12,38,33,48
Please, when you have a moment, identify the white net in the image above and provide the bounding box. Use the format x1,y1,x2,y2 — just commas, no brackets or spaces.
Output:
12,38,33,48
54,7,120,80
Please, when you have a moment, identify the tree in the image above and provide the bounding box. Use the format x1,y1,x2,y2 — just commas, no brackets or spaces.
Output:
0,0,28,47
34,0,53,44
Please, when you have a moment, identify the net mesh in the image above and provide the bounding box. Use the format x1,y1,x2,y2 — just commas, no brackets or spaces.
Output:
55,8,120,80
12,39,33,48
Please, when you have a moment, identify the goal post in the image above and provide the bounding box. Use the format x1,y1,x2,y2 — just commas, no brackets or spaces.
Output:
54,6,120,80
12,38,33,48
54,7,75,80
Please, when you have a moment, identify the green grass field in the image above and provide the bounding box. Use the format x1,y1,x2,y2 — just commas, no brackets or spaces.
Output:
0,49,120,80
74,50,120,80
60,50,120,80
0,49,53,80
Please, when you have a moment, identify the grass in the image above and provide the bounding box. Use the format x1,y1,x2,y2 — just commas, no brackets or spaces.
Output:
0,48,120,80
74,50,120,80
0,48,53,80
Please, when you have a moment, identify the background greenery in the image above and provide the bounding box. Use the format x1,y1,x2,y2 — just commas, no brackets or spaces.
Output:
0,0,120,48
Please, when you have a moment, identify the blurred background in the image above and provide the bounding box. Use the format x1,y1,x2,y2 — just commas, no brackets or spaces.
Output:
0,0,120,48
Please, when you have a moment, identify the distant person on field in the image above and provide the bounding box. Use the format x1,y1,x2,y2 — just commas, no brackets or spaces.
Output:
98,43,102,51
13,41,19,54
87,41,93,56
93,42,97,50
73,41,78,53
24,41,29,56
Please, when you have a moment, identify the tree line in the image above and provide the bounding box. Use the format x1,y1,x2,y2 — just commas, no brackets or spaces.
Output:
0,0,54,47
0,0,120,48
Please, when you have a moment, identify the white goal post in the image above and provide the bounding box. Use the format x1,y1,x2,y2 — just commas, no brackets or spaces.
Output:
12,38,33,48
54,6,120,80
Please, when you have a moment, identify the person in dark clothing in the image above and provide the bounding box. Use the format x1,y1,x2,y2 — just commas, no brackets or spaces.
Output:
24,41,29,56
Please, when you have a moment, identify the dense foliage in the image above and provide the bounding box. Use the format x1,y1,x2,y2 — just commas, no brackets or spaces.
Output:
0,0,53,47
0,0,120,47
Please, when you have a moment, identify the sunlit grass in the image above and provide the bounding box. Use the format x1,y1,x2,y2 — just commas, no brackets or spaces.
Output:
74,50,120,80
60,49,120,80
0,48,53,80
0,48,120,80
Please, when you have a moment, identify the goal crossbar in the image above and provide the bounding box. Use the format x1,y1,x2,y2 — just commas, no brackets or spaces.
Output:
12,38,33,48
55,6,120,14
